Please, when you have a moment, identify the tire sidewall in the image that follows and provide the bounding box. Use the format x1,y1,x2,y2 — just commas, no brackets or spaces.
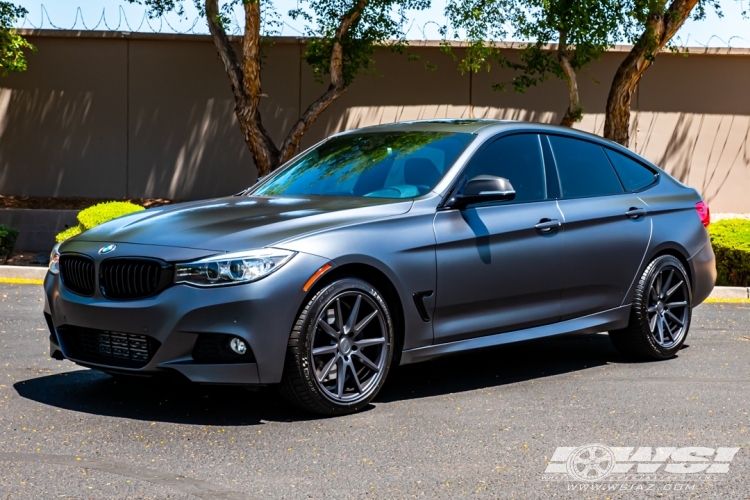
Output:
296,278,394,414
636,255,692,358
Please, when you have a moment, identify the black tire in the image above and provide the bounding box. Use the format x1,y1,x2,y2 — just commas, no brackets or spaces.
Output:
280,277,395,415
610,255,692,360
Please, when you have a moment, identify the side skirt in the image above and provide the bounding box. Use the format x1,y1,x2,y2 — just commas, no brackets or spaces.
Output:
399,304,631,365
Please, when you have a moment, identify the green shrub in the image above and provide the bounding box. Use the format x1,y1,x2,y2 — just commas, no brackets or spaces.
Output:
709,219,750,287
55,225,83,243
0,224,19,263
56,201,145,243
77,201,145,230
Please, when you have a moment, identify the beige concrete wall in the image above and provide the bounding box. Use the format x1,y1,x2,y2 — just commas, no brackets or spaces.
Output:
0,36,128,199
1,31,749,212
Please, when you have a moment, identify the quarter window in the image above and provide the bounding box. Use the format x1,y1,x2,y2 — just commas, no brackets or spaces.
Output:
604,149,658,192
547,135,624,199
463,134,547,203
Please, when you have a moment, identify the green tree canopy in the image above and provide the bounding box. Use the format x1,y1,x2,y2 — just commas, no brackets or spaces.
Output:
443,0,626,126
0,2,35,76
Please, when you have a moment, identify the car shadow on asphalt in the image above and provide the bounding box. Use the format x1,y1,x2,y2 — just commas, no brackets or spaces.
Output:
13,333,684,425
378,333,687,402
13,369,307,426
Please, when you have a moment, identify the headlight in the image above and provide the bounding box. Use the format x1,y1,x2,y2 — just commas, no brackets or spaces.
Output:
49,242,62,275
174,248,296,287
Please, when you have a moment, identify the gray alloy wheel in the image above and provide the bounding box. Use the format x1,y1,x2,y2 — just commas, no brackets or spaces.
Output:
280,278,394,415
609,255,692,360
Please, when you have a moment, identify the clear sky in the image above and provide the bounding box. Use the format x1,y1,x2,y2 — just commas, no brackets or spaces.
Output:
14,0,750,47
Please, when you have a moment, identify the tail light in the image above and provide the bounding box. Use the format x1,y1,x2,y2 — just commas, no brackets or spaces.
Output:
695,201,710,227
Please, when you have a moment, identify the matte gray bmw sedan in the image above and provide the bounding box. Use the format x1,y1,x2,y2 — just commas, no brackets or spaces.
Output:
44,119,716,415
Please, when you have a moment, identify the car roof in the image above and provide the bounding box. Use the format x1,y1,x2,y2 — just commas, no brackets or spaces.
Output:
340,119,620,147
341,119,509,134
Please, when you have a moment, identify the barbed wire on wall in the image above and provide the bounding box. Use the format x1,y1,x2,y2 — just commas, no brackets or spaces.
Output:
15,4,436,39
18,5,206,34
14,3,750,48
15,4,288,36
674,34,750,49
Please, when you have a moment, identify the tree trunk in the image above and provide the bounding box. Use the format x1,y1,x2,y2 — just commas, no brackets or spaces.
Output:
604,0,699,145
204,0,368,177
205,0,279,176
277,0,369,164
557,32,583,128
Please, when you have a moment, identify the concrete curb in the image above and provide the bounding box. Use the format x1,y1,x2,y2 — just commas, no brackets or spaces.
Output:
0,265,48,280
708,286,750,299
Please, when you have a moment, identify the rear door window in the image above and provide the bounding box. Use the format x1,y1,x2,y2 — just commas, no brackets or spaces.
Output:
463,134,547,203
547,135,624,199
604,149,658,192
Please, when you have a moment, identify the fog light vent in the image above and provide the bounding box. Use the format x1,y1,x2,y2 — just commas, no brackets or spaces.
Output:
192,333,255,364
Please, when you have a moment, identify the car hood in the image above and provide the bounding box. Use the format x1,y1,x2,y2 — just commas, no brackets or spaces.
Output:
71,195,413,253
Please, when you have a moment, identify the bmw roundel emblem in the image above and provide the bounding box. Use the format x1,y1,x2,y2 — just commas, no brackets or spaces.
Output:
98,244,117,255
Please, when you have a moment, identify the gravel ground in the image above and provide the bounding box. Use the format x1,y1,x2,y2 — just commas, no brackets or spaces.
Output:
0,283,749,499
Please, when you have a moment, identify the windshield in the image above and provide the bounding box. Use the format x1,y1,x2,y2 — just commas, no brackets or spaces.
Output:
251,131,474,199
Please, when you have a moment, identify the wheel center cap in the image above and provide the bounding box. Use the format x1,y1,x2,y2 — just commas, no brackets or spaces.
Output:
339,337,352,355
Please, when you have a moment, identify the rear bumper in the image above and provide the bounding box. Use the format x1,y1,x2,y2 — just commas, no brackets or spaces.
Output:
688,240,716,306
44,249,330,384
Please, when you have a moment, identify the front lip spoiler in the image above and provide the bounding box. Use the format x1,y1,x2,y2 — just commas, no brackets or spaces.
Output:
70,361,156,377
63,355,263,385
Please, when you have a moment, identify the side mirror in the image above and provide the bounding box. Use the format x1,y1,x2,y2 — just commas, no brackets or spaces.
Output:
447,175,516,209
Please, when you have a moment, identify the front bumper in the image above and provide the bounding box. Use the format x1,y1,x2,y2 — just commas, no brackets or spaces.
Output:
44,243,330,384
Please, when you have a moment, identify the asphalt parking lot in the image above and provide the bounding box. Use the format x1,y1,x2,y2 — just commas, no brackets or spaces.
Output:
0,283,748,499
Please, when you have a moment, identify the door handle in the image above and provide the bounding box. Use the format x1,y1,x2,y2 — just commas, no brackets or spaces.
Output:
626,207,648,219
535,218,562,232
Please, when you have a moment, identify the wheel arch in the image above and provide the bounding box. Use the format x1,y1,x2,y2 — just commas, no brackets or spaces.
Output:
648,244,693,291
300,262,406,366
625,243,693,306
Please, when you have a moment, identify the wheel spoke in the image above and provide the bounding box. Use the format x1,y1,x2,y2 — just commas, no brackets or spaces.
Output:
352,310,380,337
665,310,684,327
344,295,361,335
663,317,674,338
335,298,344,333
665,280,684,300
355,337,386,348
662,270,674,296
649,313,658,332
318,319,339,340
353,351,379,371
336,357,346,398
317,353,339,382
657,316,665,344
647,305,658,313
349,360,364,393
312,344,338,356
656,273,663,297
665,301,687,308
